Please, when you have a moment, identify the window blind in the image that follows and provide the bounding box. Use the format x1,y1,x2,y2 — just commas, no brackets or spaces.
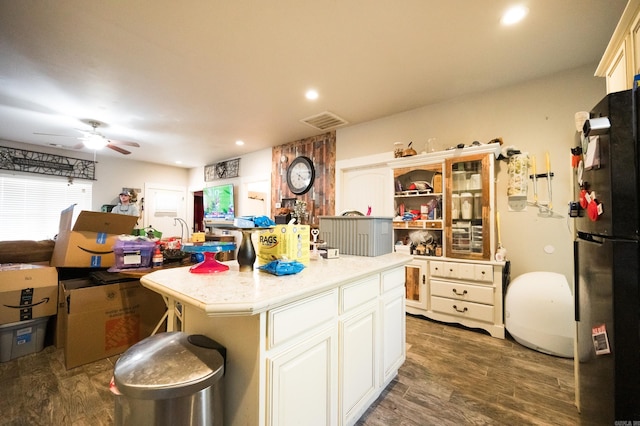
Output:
0,175,93,241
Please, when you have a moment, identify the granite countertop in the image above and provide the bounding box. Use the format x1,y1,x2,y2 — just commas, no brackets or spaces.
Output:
140,253,411,316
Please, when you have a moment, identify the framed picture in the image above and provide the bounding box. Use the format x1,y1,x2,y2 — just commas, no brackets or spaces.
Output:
204,158,240,181
281,198,297,209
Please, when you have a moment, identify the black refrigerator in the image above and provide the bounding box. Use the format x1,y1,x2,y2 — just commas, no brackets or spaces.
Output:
574,89,640,423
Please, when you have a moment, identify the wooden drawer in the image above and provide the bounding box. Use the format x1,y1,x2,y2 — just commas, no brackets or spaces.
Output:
341,275,379,314
430,280,494,305
431,261,473,279
430,260,494,283
429,261,445,278
268,289,338,349
430,296,494,323
381,267,404,293
474,264,494,282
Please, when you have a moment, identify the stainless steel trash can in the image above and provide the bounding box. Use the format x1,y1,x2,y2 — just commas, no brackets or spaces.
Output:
113,332,225,426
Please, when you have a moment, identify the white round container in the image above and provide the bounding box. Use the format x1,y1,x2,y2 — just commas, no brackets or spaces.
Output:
452,171,466,191
461,193,473,220
469,174,481,190
473,193,482,219
451,194,460,219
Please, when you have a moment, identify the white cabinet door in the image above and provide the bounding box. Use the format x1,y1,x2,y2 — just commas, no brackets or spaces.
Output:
606,40,629,94
339,165,394,216
381,286,406,383
340,303,378,425
267,326,338,426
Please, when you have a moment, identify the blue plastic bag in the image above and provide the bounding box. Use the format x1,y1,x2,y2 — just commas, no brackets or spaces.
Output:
254,216,276,227
258,259,305,276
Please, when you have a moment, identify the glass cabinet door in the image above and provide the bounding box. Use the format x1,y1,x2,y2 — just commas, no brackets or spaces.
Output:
445,154,491,260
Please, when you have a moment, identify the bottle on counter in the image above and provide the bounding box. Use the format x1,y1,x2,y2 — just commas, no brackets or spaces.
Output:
152,247,163,267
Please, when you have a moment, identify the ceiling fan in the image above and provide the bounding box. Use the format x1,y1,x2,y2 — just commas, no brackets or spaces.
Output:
35,120,140,155
74,121,140,155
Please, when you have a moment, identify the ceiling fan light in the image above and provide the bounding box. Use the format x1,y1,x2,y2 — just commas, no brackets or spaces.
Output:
83,133,108,149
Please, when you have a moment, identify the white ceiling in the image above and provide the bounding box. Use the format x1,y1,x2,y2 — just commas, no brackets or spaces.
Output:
0,1,628,168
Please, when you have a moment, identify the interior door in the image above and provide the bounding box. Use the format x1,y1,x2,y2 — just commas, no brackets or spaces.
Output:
143,183,188,239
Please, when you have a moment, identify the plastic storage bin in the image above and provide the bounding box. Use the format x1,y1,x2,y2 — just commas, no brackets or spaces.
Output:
113,239,156,269
318,216,393,256
113,332,226,426
0,316,49,362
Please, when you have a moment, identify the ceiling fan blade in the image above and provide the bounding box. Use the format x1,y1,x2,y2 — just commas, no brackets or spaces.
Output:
108,139,140,148
34,132,76,138
107,144,131,155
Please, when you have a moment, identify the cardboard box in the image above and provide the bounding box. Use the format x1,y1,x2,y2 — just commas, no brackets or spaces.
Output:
58,278,166,369
257,224,310,265
51,205,138,268
0,264,58,325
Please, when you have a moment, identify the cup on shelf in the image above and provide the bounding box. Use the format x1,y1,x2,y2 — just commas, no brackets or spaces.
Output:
469,174,481,190
451,194,460,219
452,171,466,191
461,193,473,220
473,193,482,219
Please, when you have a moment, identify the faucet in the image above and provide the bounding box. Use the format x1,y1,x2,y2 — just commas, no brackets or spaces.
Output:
173,217,190,242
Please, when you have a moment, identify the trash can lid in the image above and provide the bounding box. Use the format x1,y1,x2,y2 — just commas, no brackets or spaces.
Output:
113,332,225,400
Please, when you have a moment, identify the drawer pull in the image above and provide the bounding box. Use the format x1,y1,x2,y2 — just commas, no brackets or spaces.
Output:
452,288,467,296
452,305,468,313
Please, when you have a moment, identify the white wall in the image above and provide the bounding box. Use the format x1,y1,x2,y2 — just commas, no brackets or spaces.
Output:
3,63,608,285
336,64,608,284
188,148,272,218
94,155,189,210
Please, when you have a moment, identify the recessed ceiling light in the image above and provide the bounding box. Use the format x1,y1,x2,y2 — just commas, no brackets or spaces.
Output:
175,160,182,165
501,5,528,25
305,89,319,100
235,140,245,146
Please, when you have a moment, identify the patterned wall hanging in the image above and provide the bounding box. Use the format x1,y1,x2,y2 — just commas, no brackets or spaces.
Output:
0,145,96,180
204,158,240,181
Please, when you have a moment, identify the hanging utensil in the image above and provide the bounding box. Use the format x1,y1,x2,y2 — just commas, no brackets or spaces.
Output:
546,152,553,211
495,211,507,261
532,156,538,203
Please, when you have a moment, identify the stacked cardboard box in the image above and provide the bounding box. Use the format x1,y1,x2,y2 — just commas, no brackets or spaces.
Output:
50,205,138,268
48,205,166,368
57,277,166,369
0,264,58,362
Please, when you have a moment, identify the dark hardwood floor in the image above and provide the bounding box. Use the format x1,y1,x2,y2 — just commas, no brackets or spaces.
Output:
0,315,588,425
359,315,588,426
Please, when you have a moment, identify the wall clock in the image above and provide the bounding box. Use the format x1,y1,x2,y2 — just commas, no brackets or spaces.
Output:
286,156,315,195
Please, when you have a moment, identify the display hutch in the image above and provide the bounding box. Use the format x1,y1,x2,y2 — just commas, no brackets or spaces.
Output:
389,143,506,338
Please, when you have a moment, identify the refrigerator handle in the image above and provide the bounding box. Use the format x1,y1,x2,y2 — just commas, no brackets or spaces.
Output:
573,240,580,322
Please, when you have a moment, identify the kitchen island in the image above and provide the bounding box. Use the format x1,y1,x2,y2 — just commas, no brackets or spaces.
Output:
141,253,411,426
